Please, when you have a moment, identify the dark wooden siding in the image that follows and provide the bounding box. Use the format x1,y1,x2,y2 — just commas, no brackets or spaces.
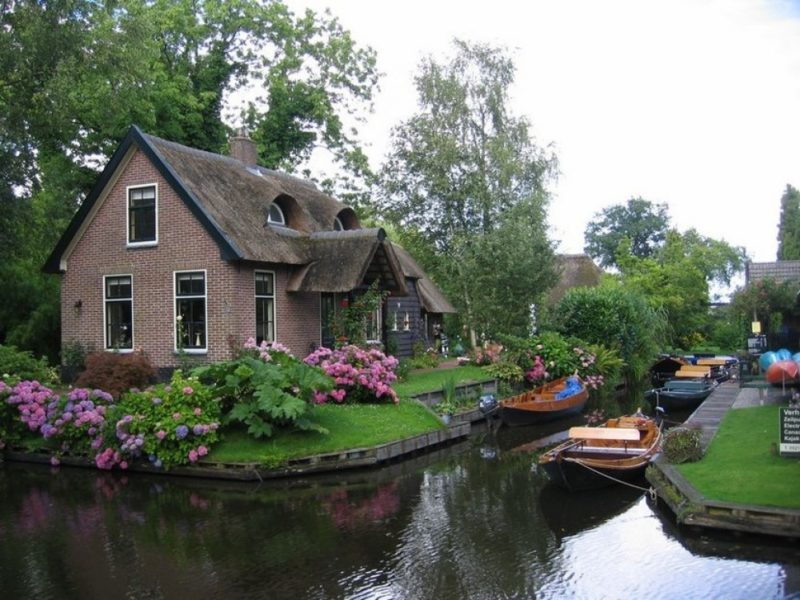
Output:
386,279,427,358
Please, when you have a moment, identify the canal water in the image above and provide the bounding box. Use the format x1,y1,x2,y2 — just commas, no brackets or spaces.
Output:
1,418,798,600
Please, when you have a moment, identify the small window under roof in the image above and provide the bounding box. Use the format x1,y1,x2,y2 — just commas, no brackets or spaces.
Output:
267,203,286,226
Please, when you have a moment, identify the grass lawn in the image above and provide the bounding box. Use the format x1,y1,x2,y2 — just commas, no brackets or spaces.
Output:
676,405,800,509
393,365,490,398
208,400,444,467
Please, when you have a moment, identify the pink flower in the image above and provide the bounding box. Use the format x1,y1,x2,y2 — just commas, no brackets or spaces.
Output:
173,412,182,420
182,386,193,395
197,445,208,457
188,449,199,463
193,407,202,416
50,456,60,466
156,430,167,440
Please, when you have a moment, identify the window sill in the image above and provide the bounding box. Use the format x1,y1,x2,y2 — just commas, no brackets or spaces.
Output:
127,241,158,249
174,349,208,355
104,348,134,353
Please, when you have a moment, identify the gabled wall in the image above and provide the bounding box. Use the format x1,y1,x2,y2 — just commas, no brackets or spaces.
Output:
60,148,321,369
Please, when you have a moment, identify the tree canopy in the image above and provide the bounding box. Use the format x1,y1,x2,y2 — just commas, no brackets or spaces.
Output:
583,197,670,269
378,40,558,342
777,184,800,260
0,0,379,360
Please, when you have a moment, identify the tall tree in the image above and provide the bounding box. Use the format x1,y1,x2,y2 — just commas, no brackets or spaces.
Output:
777,184,800,260
378,40,558,343
616,230,746,349
0,0,378,360
583,197,670,269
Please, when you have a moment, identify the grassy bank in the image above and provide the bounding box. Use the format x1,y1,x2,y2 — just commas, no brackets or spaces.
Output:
208,400,444,467
393,365,490,398
676,405,800,509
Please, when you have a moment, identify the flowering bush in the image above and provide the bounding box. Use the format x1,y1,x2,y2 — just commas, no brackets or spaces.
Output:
96,371,221,470
42,388,114,456
242,337,295,362
304,345,399,404
471,343,503,366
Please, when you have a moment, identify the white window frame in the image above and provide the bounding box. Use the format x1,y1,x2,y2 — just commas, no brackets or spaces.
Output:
174,269,208,354
365,304,383,345
255,270,276,344
103,274,134,352
126,183,158,247
267,202,286,226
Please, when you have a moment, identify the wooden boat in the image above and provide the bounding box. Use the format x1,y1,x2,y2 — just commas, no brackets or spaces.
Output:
496,376,588,427
649,356,687,387
765,359,800,386
645,378,717,411
538,414,662,491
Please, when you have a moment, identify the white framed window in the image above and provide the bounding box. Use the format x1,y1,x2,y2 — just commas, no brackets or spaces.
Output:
365,304,382,344
267,202,285,226
255,270,275,344
127,184,158,246
104,275,133,351
174,270,207,352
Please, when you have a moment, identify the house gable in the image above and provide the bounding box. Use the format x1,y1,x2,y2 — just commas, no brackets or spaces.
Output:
44,126,242,273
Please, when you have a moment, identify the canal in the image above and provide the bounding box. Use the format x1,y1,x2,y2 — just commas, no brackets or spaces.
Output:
1,418,798,600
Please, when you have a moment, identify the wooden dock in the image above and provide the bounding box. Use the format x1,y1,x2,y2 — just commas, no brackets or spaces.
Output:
647,381,800,538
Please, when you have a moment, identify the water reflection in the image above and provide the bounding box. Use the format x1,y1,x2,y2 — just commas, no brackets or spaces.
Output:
0,421,798,600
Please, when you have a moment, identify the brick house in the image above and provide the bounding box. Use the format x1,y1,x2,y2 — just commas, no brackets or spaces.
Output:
44,126,454,372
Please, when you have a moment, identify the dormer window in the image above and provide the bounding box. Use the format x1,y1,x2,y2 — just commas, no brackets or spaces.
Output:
267,203,286,226
333,216,344,231
127,184,157,245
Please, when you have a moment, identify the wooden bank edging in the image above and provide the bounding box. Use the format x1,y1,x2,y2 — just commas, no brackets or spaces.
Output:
2,422,471,482
646,460,800,538
645,381,800,538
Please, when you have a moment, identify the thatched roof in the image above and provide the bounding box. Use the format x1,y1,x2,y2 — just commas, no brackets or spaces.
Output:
287,229,407,295
547,254,603,305
392,244,457,314
746,261,800,285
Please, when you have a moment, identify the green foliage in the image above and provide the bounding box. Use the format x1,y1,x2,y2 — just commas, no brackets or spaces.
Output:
407,341,440,369
75,351,156,399
483,361,525,384
583,197,670,269
730,277,798,343
0,344,56,384
192,356,333,439
777,184,800,260
328,281,388,347
2,0,379,360
554,285,666,386
662,427,703,464
378,40,557,344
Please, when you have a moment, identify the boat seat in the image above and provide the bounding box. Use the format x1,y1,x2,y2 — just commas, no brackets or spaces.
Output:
568,427,640,441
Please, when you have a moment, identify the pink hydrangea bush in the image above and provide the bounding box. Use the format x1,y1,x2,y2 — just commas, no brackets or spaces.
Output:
42,387,114,456
304,345,399,404
243,337,295,362
96,371,220,470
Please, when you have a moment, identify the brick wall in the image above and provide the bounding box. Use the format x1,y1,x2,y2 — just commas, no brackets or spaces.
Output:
61,147,322,369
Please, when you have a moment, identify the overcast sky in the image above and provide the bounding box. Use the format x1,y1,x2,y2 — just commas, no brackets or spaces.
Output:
283,0,800,264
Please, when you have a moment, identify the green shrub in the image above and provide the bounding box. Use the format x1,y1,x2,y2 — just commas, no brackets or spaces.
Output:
662,427,703,464
483,361,524,384
0,344,56,384
75,351,156,398
193,354,333,439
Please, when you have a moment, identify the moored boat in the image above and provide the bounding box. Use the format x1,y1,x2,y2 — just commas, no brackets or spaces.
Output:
493,376,588,427
538,414,662,491
645,378,717,412
765,359,800,386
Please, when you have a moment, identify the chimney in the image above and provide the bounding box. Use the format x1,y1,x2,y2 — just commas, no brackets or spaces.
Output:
229,129,258,166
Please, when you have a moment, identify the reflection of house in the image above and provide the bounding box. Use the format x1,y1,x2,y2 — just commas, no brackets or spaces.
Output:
547,254,604,306
386,244,457,354
44,126,454,371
